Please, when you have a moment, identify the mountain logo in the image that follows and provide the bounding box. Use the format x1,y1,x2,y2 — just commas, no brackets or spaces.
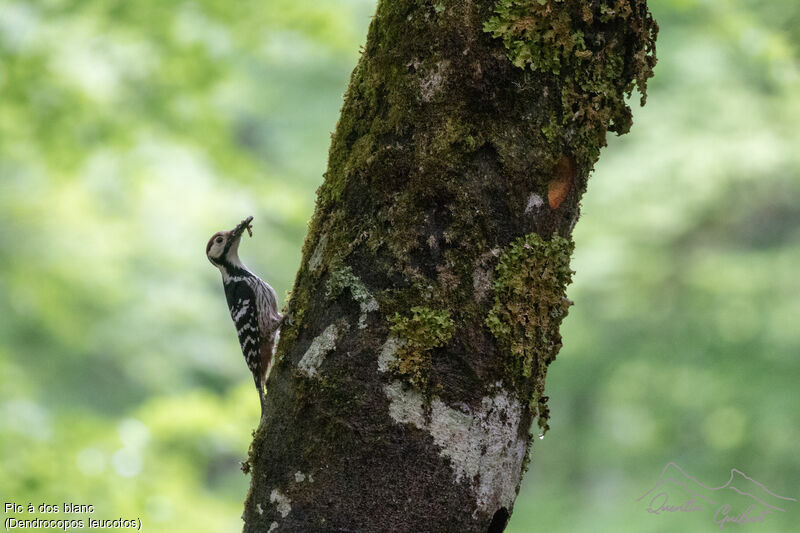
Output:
636,462,795,528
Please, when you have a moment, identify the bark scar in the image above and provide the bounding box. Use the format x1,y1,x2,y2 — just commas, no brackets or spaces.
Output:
548,155,575,209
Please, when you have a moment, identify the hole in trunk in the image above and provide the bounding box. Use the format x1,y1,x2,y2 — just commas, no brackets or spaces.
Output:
487,507,510,533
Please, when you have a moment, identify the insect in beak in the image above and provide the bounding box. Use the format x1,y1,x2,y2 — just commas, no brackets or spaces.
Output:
231,215,254,239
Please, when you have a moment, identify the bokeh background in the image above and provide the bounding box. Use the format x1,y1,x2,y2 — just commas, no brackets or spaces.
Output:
1,0,798,531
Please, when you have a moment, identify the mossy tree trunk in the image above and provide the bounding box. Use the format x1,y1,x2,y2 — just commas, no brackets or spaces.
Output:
242,1,657,531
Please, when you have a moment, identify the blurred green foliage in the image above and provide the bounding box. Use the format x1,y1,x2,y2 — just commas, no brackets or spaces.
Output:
0,0,374,529
0,0,797,531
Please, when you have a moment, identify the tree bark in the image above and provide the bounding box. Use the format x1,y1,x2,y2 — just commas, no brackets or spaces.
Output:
243,1,657,531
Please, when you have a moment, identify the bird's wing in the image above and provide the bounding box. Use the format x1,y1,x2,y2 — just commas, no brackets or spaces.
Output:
228,281,262,375
245,276,283,386
246,276,282,341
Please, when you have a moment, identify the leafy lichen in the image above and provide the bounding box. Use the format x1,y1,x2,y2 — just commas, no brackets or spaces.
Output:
485,233,574,433
484,0,658,165
387,306,455,388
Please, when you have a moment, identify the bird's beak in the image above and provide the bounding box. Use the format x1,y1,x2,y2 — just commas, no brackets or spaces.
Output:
231,216,254,240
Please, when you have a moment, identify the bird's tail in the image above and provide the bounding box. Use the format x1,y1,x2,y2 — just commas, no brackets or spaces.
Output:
257,383,265,418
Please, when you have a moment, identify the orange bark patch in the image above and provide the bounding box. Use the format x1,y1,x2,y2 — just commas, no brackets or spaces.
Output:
548,155,575,209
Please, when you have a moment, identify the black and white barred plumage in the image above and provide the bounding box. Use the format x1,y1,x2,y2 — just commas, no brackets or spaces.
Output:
207,216,282,415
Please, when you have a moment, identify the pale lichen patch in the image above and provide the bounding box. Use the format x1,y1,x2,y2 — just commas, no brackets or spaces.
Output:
358,297,379,329
294,471,306,483
298,323,340,377
269,488,292,519
326,266,379,328
383,381,426,428
377,337,402,373
268,521,278,532
308,233,328,273
525,193,544,214
472,248,501,303
384,380,526,515
420,60,450,102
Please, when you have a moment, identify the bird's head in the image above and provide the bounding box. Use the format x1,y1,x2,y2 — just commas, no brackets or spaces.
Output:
206,215,254,270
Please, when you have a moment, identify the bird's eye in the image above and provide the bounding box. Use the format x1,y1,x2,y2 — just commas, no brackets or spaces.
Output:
216,237,223,244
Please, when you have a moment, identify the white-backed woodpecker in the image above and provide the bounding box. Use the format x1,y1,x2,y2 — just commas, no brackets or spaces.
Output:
206,216,282,416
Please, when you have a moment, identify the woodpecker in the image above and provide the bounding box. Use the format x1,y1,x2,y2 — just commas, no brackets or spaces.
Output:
206,216,282,415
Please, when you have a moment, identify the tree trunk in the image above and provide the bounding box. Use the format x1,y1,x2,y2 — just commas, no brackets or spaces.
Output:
242,1,657,531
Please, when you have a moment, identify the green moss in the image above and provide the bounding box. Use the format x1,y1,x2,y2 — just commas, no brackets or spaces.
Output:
387,306,455,388
277,290,307,365
484,0,658,165
486,233,574,433
346,134,377,177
